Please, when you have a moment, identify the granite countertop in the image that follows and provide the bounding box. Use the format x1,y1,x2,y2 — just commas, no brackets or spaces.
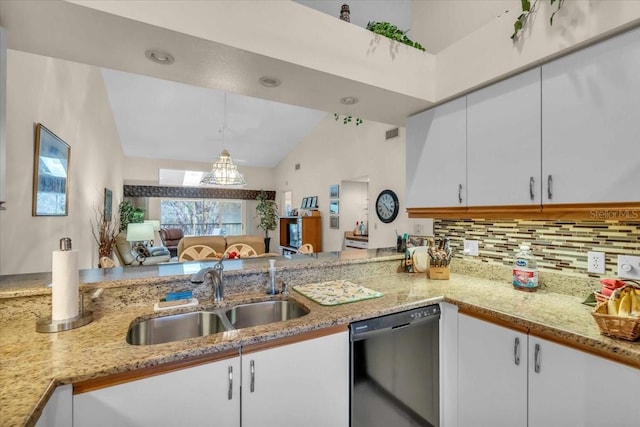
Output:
1,268,639,426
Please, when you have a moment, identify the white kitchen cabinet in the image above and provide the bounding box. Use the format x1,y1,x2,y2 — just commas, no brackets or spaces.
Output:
35,384,72,427
528,336,640,427
406,97,467,208
457,314,528,427
458,314,640,427
73,355,241,427
241,330,349,427
467,68,542,206
542,27,640,204
72,330,348,427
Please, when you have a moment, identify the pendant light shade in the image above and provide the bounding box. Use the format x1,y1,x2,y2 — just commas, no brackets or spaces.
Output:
200,149,246,186
201,93,246,187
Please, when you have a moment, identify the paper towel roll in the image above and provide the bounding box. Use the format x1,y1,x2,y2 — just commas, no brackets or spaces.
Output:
52,249,79,320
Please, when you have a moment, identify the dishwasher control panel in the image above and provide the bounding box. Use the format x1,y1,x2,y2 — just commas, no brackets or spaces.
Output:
350,304,441,340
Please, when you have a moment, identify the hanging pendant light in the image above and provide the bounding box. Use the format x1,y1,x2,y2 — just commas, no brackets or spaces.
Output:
201,93,247,187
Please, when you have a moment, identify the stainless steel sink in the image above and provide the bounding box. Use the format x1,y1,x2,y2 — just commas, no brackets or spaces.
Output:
127,300,309,345
126,311,229,345
224,300,309,329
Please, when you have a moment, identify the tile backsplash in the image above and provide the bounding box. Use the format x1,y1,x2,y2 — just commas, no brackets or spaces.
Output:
434,219,640,278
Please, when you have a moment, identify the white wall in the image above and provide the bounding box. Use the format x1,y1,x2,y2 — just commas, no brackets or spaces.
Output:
275,116,409,252
422,0,640,100
1,50,124,274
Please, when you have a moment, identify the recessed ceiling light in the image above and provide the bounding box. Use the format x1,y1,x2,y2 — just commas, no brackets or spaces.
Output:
340,96,359,105
145,49,175,65
259,76,281,87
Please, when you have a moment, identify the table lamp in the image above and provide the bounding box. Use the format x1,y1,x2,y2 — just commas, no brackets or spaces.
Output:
126,223,155,264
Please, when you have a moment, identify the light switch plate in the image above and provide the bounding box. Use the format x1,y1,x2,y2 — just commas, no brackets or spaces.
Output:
617,255,640,280
463,239,479,256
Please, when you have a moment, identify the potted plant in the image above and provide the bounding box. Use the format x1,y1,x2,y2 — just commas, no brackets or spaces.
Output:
256,190,278,253
91,206,120,267
119,200,145,232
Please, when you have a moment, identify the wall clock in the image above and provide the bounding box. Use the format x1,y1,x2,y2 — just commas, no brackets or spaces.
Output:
375,189,399,223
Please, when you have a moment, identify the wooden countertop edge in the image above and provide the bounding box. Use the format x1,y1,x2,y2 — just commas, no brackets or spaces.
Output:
457,304,640,370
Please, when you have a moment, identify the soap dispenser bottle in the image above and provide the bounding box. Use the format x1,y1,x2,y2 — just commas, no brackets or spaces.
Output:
266,259,279,295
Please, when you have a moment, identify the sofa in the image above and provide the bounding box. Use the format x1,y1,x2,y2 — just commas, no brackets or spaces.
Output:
159,228,184,257
177,235,267,259
113,232,171,266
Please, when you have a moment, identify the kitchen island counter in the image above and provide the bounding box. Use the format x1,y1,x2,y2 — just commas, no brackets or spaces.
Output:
2,262,638,426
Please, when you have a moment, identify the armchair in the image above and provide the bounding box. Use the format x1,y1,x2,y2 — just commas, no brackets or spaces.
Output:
159,228,184,258
113,232,171,266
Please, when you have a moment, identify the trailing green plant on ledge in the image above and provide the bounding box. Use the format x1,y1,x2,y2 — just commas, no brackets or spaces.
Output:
334,114,363,126
366,21,425,52
512,0,565,40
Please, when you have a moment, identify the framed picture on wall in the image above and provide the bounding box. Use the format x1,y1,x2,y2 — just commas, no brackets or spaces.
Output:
310,196,318,209
329,184,339,199
301,197,308,209
330,216,339,229
330,200,339,215
104,188,113,221
32,124,70,216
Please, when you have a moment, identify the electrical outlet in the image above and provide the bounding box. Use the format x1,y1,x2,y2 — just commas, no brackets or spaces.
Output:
587,251,605,274
463,239,479,256
617,255,640,280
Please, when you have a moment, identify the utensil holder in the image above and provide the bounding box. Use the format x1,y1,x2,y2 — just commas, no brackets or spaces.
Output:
428,266,450,280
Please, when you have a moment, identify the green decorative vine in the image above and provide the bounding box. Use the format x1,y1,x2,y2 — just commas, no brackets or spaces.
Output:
334,114,363,126
512,0,565,40
366,21,425,52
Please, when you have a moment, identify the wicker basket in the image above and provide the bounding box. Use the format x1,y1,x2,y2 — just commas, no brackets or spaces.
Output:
594,292,609,304
591,302,640,341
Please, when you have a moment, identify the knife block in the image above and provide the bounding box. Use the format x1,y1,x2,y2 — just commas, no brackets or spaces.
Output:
427,266,450,280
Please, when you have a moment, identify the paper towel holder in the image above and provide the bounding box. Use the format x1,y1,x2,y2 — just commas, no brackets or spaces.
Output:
36,238,94,333
36,293,94,333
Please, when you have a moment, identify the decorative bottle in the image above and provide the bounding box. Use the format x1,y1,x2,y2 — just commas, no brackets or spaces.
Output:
512,245,539,292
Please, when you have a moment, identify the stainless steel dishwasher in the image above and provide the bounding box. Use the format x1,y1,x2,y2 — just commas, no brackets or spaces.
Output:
350,305,440,427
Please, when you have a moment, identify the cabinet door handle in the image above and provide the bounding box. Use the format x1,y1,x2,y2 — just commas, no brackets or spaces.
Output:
529,177,535,200
228,366,233,400
534,343,541,373
458,184,463,204
547,175,553,200
250,360,255,393
514,337,521,365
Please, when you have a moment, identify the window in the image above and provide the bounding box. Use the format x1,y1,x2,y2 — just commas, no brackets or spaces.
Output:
160,198,243,236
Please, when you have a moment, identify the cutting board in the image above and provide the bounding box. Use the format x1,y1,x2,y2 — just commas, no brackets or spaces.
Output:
293,280,383,306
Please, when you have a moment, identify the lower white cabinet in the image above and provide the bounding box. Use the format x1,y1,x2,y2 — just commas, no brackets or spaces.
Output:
458,314,640,427
528,336,640,427
73,354,241,427
458,314,527,427
242,330,349,427
36,384,72,427
73,330,348,427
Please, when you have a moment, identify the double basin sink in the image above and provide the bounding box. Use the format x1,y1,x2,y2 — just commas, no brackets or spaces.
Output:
126,300,309,346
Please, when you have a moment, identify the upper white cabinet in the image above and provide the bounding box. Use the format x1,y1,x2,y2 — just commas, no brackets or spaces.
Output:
406,97,467,208
542,27,640,204
467,68,542,206
242,330,349,427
